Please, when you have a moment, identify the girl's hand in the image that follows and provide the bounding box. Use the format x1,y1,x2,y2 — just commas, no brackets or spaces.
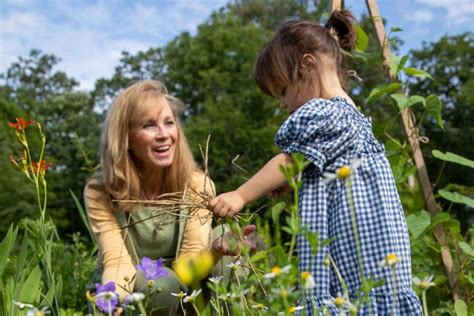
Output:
211,225,257,256
208,191,245,218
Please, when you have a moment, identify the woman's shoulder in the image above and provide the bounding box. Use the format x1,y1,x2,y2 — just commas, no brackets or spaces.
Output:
84,174,108,200
190,169,215,195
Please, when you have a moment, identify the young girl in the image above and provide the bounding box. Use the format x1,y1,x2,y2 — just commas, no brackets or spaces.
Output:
209,10,422,315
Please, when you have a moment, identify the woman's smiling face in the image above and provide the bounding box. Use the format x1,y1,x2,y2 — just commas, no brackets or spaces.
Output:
128,96,178,172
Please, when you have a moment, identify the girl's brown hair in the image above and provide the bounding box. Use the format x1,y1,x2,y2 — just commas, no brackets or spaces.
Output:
95,80,196,211
254,10,357,98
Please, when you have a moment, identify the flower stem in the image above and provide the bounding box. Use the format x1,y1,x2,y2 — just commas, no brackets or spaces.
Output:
192,302,201,316
390,266,398,316
345,178,365,279
421,290,428,316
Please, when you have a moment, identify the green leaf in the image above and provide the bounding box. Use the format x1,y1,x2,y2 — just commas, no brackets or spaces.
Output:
403,67,433,79
249,250,268,263
430,212,451,227
458,241,474,258
355,25,369,52
438,189,474,208
424,94,444,129
70,189,95,242
367,82,401,104
391,93,409,111
386,54,409,79
406,211,431,238
18,265,42,303
271,202,285,226
405,95,425,109
390,27,403,32
353,50,372,62
386,54,402,79
454,299,468,316
271,245,287,266
282,226,293,235
432,150,474,169
0,225,18,278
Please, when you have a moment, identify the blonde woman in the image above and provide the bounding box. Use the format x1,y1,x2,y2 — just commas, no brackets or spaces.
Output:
85,80,254,314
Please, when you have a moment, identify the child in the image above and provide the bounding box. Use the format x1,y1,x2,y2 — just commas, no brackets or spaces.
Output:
209,10,422,315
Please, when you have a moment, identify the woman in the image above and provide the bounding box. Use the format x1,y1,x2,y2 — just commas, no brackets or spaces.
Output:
84,80,252,314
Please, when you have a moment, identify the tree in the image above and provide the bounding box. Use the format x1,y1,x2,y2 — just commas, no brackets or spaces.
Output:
0,50,101,234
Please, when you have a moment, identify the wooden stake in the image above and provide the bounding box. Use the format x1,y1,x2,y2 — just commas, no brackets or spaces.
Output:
362,0,461,300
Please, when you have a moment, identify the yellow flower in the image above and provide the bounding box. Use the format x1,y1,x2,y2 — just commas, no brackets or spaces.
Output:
287,306,304,313
191,250,214,279
173,250,215,285
173,259,193,285
301,271,316,289
379,253,400,268
334,296,345,308
336,166,351,179
252,303,269,311
171,291,186,299
263,265,291,279
413,275,435,290
323,159,363,183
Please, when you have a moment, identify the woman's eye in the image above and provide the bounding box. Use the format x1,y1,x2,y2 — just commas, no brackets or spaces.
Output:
165,120,175,126
143,122,155,128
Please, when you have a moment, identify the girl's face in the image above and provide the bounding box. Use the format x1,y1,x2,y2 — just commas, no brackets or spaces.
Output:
279,83,317,114
129,97,179,172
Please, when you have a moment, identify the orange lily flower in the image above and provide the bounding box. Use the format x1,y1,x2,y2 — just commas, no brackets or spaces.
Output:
32,160,53,173
8,118,35,131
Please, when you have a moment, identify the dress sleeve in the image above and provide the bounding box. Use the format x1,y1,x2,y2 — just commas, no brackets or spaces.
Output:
177,171,214,261
274,98,360,173
84,179,135,297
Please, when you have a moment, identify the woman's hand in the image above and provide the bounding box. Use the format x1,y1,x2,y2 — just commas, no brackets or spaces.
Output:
208,190,246,218
211,225,257,256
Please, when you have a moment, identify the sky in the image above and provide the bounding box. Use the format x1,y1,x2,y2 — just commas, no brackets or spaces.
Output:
1,0,473,91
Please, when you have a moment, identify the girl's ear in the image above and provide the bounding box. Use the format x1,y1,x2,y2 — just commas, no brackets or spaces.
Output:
300,54,317,70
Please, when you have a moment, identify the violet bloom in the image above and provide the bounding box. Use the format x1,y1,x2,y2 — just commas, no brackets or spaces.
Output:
136,256,168,281
95,281,118,314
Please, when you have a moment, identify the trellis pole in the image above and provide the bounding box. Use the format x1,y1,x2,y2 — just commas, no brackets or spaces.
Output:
329,0,461,300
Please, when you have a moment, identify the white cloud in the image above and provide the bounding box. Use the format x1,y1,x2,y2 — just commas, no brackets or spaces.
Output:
416,0,474,25
0,0,228,90
403,9,435,23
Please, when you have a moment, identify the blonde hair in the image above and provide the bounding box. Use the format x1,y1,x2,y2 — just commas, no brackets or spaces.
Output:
97,80,196,211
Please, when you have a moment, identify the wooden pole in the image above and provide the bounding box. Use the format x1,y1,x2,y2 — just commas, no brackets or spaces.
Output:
363,0,461,300
329,0,461,302
329,0,344,11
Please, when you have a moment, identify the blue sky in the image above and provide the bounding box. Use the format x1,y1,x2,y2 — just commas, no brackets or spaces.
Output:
1,0,473,90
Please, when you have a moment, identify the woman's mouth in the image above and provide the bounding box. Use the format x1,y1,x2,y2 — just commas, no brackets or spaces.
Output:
154,145,170,153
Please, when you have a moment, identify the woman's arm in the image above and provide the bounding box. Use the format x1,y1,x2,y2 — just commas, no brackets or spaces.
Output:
177,171,214,260
84,179,135,297
209,153,292,217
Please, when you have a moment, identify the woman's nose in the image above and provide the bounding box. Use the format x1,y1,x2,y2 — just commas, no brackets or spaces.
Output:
154,126,167,139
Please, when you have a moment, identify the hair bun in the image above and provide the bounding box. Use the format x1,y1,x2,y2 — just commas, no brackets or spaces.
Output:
327,10,357,52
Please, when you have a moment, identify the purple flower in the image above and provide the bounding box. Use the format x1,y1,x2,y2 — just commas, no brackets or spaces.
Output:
96,281,116,293
95,281,118,314
135,256,168,281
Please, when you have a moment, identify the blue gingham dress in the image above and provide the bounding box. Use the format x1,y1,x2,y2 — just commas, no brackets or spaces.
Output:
275,97,422,315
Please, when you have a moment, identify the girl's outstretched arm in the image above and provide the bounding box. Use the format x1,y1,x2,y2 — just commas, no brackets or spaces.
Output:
209,153,292,217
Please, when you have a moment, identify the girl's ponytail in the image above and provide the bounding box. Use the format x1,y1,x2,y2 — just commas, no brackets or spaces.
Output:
326,10,357,52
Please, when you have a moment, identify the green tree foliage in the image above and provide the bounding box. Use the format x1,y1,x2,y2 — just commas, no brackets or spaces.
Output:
409,33,474,192
164,10,283,191
0,98,38,234
92,48,166,112
1,50,101,234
